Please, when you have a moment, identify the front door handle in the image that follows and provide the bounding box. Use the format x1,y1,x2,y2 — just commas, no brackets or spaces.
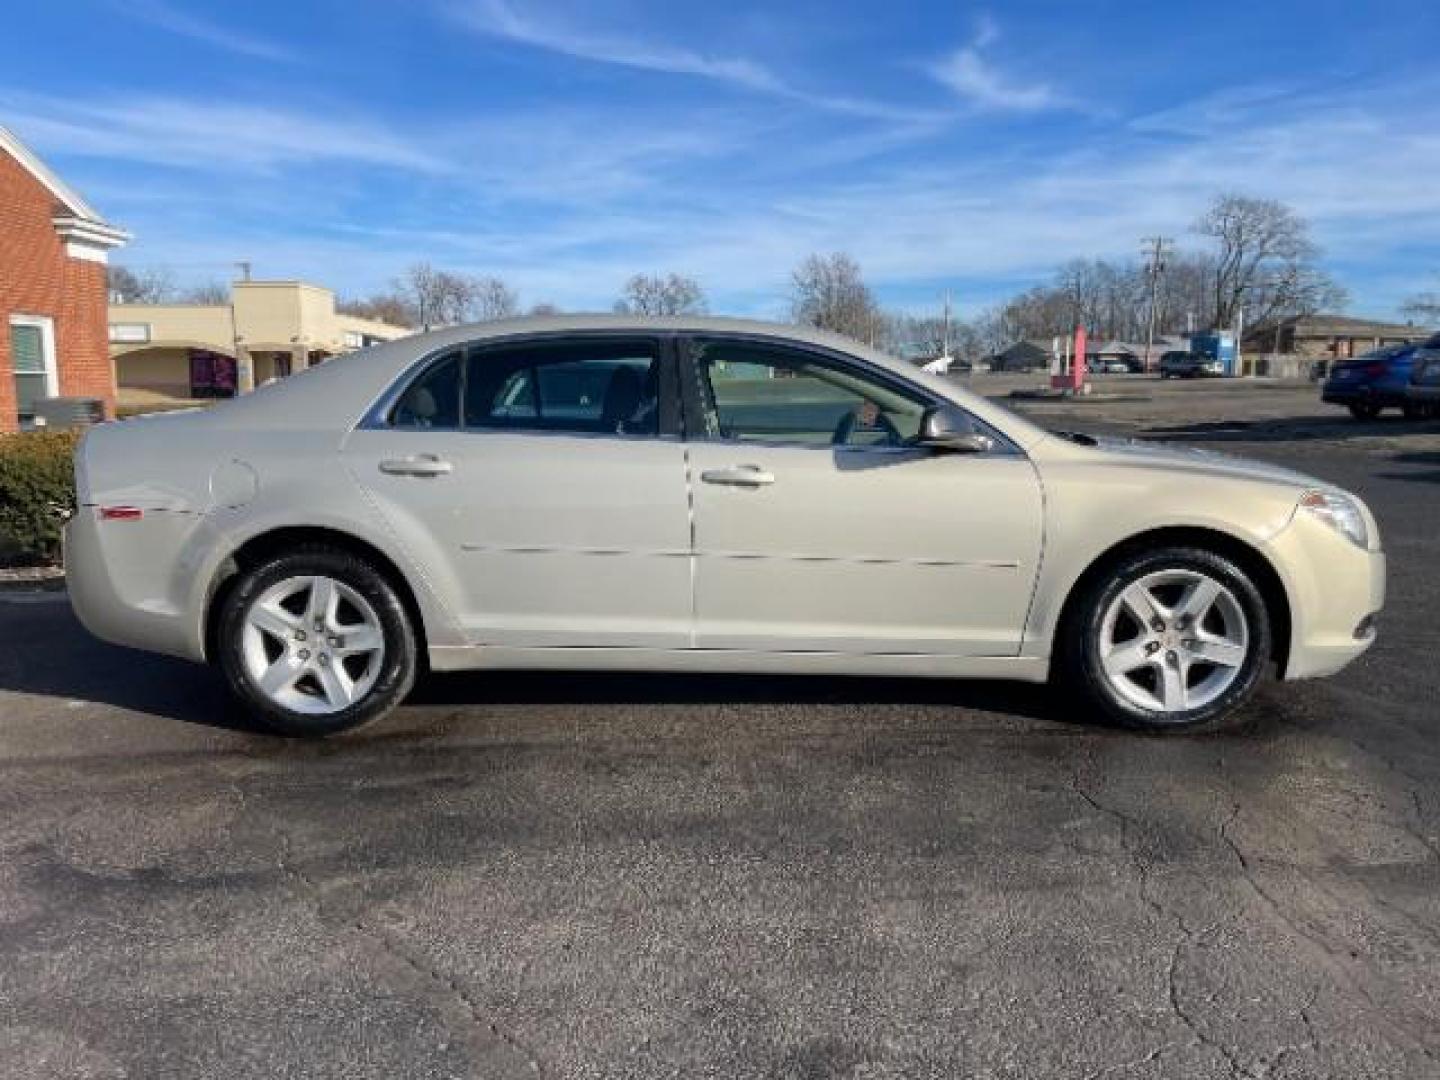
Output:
700,464,775,487
379,454,453,478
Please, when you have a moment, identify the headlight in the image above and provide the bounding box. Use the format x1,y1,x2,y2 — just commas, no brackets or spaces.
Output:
1300,490,1369,549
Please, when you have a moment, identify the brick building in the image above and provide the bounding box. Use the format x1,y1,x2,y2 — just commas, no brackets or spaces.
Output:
0,126,129,432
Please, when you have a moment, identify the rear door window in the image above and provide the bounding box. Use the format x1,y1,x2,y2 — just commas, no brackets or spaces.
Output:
391,351,462,429
464,340,662,436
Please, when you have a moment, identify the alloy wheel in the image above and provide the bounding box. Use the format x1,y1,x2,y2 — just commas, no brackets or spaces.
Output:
1097,569,1250,716
240,575,385,715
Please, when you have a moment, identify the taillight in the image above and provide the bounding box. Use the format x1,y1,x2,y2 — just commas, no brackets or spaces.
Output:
98,506,143,521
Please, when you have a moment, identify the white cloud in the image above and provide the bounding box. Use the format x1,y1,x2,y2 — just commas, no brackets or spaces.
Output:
456,0,781,91
110,0,296,62
928,18,1062,112
447,0,934,121
31,69,1440,322
2,94,446,174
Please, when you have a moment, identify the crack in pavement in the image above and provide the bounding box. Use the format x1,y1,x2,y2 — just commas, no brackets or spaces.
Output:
1219,801,1439,1064
1079,1041,1174,1080
269,813,542,1077
1070,759,1242,1076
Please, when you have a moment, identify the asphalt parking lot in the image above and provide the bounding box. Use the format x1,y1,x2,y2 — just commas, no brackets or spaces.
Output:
2,378,1438,1079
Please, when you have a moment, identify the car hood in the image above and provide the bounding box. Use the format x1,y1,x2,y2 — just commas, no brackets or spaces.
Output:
1057,433,1327,491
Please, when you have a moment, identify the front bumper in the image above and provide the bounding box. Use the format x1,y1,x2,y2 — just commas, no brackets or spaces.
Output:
1265,511,1385,680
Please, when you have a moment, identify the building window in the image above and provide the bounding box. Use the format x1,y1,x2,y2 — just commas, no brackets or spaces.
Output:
188,350,237,398
9,315,58,425
109,322,151,344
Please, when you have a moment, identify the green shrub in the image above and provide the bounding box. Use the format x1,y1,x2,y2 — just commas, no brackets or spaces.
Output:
0,430,80,565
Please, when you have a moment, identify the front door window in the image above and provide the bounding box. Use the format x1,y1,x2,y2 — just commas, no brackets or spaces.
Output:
688,339,927,448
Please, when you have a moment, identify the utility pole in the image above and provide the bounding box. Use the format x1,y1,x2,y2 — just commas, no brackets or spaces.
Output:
942,290,952,359
234,260,252,282
1141,237,1172,371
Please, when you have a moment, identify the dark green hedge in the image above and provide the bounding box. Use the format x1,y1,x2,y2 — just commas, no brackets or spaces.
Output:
0,431,80,565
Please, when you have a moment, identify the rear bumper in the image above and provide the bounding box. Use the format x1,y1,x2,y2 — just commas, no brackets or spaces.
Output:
1322,384,1405,407
64,507,211,662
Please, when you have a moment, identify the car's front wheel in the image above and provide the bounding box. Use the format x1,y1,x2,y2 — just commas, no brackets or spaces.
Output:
1057,547,1272,732
216,547,417,736
1349,403,1381,420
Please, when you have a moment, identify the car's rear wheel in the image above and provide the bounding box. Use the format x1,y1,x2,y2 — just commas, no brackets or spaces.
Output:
217,547,417,736
1401,402,1430,420
1348,403,1381,420
1056,546,1272,732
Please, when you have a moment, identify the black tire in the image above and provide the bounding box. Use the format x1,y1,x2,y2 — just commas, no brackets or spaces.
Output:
1401,402,1428,420
216,546,417,736
1054,546,1272,733
1348,403,1380,420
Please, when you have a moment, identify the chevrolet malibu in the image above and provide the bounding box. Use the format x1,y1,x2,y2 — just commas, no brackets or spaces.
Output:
65,317,1384,736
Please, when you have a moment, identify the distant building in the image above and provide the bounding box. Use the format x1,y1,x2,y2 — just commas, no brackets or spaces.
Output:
1245,314,1426,359
110,280,410,402
988,340,1052,372
1086,341,1139,368
0,125,130,431
1093,336,1189,371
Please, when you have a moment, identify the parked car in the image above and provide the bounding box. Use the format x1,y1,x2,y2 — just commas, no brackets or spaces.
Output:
1321,342,1429,419
1088,359,1132,375
1159,351,1223,378
1406,347,1440,416
66,316,1384,737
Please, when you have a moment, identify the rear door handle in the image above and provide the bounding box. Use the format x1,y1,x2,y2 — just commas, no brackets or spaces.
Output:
379,454,453,478
700,464,775,487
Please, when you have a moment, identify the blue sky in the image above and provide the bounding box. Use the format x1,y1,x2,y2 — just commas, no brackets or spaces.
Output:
8,0,1440,319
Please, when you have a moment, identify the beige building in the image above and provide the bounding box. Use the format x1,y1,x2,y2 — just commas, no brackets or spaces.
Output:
1244,313,1427,360
110,280,409,401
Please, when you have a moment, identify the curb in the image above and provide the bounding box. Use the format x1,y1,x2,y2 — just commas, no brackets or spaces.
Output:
0,568,67,594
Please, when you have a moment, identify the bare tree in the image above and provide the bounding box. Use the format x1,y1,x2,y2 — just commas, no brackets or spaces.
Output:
614,273,707,316
528,302,562,317
1400,292,1440,326
393,263,519,329
880,312,978,362
107,265,176,303
338,292,417,327
790,253,881,343
183,281,230,304
472,276,519,321
885,313,948,356
971,307,1014,358
1195,194,1344,333
395,263,453,330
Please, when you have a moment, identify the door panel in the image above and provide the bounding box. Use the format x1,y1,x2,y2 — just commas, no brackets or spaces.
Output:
343,336,691,649
689,443,1043,654
682,335,1043,656
347,430,692,648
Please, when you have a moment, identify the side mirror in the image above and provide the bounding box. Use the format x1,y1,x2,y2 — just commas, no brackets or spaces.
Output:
917,407,994,453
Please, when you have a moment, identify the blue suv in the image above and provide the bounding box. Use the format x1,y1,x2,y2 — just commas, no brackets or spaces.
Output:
1322,340,1433,419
